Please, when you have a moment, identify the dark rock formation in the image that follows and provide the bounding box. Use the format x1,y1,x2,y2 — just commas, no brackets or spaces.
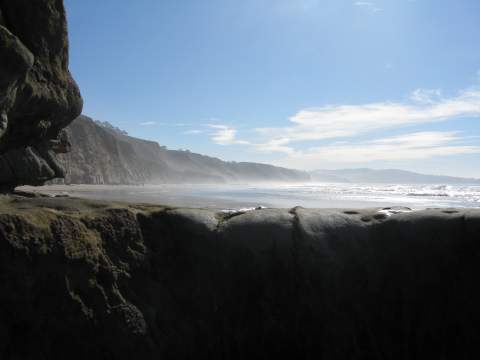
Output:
0,196,479,359
54,115,310,185
0,0,82,190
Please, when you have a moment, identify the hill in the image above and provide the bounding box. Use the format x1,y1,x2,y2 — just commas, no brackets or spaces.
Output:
56,116,310,184
310,168,480,184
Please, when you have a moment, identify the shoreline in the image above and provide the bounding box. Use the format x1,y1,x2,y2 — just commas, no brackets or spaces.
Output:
18,184,451,211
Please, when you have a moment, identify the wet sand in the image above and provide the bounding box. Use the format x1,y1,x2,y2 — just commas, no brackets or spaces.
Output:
20,184,392,210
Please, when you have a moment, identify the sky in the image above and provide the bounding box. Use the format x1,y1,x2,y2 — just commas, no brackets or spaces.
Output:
64,0,480,177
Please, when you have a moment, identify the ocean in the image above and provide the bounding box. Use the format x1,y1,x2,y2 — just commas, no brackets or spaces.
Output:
27,183,480,210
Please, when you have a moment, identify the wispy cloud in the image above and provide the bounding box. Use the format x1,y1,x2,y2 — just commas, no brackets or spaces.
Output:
208,124,250,145
255,88,480,148
274,131,480,168
354,1,383,12
202,87,480,169
184,129,204,135
410,88,442,104
139,121,157,126
255,138,295,155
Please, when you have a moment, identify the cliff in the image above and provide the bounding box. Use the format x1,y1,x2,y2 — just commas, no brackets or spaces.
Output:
0,195,479,359
0,0,82,190
55,115,311,185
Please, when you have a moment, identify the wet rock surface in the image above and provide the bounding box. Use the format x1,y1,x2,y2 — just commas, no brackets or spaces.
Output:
0,0,82,190
0,197,479,359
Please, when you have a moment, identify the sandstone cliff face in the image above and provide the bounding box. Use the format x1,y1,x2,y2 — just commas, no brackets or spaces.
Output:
0,0,82,190
0,196,479,359
56,116,311,185
56,116,170,185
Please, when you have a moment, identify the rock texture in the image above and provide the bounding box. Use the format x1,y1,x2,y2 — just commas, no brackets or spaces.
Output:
54,115,310,184
0,0,82,190
0,196,479,359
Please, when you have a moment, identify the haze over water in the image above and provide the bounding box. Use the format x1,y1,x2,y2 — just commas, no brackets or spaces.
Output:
30,182,480,210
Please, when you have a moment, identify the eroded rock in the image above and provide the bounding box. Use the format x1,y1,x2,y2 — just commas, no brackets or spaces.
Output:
1,198,478,359
0,0,82,190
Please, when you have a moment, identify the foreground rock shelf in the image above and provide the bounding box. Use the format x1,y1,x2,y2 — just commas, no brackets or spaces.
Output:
0,195,479,359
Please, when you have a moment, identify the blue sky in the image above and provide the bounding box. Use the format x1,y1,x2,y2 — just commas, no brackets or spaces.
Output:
64,0,480,177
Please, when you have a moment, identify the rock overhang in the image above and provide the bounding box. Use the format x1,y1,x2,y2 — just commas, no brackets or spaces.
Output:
0,0,82,190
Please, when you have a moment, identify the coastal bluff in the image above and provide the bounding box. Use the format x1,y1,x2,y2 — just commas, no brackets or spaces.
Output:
53,115,311,185
0,195,479,359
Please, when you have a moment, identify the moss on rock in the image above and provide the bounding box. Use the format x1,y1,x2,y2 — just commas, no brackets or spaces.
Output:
0,197,479,359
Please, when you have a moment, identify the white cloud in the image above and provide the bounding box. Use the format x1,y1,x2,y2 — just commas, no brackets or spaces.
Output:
255,138,295,154
354,1,383,12
184,129,203,135
255,88,480,146
273,131,480,169
208,124,250,146
202,87,480,169
139,121,157,126
410,88,442,104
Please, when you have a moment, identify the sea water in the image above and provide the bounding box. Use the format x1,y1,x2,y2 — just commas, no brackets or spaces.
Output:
188,183,480,209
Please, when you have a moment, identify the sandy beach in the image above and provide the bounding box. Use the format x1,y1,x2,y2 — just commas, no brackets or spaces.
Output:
19,183,451,210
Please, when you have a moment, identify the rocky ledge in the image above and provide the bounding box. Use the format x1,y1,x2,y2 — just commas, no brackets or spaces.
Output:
0,196,479,359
